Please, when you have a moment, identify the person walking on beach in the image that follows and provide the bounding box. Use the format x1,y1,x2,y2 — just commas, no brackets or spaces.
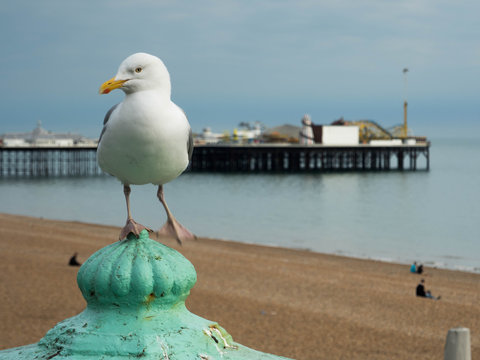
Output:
410,262,417,273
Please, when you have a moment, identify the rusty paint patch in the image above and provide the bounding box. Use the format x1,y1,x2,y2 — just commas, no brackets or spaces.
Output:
46,350,61,359
136,347,146,357
144,292,156,305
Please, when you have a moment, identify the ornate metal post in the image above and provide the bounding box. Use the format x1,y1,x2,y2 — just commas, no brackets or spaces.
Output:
0,230,290,359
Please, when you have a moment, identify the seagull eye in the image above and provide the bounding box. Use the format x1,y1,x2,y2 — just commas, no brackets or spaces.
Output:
135,67,143,73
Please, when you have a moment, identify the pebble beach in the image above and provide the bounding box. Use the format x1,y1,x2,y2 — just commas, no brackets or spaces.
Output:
0,213,478,359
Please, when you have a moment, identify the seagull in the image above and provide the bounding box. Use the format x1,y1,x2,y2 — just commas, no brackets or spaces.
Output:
97,52,195,244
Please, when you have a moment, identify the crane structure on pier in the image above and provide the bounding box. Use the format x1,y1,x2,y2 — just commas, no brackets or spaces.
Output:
328,67,413,143
403,68,409,139
388,124,413,138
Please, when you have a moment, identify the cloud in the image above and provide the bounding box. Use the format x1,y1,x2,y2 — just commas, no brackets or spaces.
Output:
0,0,478,135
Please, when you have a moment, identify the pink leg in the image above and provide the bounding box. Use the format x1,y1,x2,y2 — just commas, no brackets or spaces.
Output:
157,185,196,245
119,185,152,240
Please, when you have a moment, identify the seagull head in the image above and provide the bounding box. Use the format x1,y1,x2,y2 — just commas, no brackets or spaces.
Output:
99,53,171,96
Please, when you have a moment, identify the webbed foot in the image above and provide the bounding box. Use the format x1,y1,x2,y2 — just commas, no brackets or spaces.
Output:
157,217,196,245
119,218,153,240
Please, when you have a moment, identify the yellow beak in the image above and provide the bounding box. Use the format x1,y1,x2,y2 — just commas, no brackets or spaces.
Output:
99,77,128,94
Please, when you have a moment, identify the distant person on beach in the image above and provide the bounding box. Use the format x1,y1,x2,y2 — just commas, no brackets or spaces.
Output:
425,290,440,300
410,262,417,273
68,252,81,267
416,279,426,297
416,279,440,300
416,264,424,274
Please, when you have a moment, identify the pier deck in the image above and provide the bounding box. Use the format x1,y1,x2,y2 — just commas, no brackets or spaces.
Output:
0,143,429,177
191,143,430,172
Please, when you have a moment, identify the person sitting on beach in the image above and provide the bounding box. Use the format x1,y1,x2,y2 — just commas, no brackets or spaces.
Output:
68,252,81,267
416,279,426,297
416,279,440,300
425,290,441,300
416,264,424,274
410,262,417,273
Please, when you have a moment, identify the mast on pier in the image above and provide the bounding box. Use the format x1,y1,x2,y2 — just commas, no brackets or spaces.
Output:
402,68,409,139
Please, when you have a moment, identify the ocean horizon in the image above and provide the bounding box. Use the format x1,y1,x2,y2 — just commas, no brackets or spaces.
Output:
1,136,479,273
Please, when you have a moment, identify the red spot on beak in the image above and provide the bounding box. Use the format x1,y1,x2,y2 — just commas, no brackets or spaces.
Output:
103,89,111,94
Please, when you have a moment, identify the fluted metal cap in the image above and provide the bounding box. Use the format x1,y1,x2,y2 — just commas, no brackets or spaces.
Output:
77,230,197,310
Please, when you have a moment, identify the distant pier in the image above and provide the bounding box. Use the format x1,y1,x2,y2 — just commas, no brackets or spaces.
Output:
190,144,430,172
0,143,429,177
0,147,101,177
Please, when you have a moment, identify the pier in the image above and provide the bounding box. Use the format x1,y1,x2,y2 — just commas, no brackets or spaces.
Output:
0,143,429,177
190,144,430,172
0,147,102,177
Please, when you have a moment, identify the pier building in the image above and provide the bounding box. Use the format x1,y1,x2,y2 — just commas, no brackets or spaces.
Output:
0,121,97,148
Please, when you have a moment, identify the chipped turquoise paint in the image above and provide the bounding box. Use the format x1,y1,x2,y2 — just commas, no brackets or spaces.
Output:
0,231,291,359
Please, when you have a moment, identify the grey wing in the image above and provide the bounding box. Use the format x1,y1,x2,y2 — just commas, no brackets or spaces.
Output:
187,127,194,162
98,103,119,144
179,106,194,162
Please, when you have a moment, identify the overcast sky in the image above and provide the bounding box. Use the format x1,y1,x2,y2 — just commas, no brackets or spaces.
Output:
0,0,478,138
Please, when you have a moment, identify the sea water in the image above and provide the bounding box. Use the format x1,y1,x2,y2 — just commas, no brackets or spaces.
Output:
1,137,479,272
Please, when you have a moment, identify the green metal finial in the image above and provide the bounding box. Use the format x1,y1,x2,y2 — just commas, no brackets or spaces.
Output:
77,230,197,311
0,231,291,359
